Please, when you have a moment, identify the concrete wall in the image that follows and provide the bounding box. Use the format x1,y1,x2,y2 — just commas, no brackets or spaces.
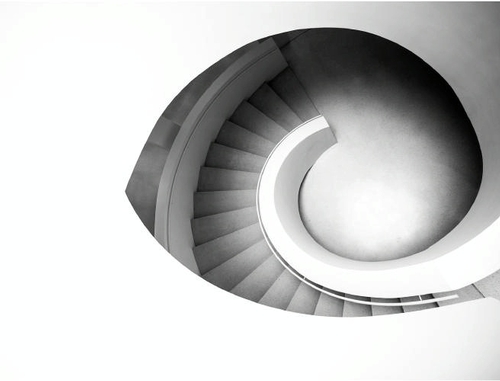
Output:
288,3,500,259
284,28,483,262
126,41,258,235
154,39,288,273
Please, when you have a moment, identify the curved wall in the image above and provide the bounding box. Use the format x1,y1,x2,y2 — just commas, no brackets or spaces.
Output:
283,28,483,262
256,5,500,279
120,3,500,378
154,39,287,272
130,3,500,291
321,3,500,260
125,41,259,235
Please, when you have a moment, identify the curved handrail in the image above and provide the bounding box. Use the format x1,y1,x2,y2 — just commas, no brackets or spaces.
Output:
256,116,459,306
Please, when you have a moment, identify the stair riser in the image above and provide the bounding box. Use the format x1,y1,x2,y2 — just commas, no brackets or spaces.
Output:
192,207,258,245
202,240,272,291
205,144,266,173
194,190,256,218
194,224,264,274
198,168,259,191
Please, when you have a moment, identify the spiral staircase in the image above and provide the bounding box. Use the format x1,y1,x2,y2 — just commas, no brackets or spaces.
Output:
126,30,500,319
191,63,492,317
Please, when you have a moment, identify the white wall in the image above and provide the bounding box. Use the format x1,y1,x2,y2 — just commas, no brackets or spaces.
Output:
2,3,500,380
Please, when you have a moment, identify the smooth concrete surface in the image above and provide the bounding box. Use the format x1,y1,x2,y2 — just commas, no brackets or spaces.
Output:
230,101,289,143
191,206,258,245
198,167,259,191
248,83,302,131
154,38,287,273
126,41,258,237
162,41,259,127
193,223,263,274
286,281,321,314
287,29,482,261
125,116,180,234
202,240,272,290
258,116,448,297
269,67,320,122
193,189,256,218
230,255,284,302
259,269,301,309
216,121,276,157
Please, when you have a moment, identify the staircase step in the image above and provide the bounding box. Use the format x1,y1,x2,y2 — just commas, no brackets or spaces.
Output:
433,285,483,307
370,298,404,316
194,190,255,218
197,167,259,191
473,270,500,300
259,269,301,310
314,292,344,317
202,240,272,291
287,282,321,315
269,67,319,122
400,295,439,313
231,255,284,302
342,295,372,317
230,101,288,144
205,143,266,173
248,83,302,131
216,121,276,158
191,206,258,245
193,223,264,274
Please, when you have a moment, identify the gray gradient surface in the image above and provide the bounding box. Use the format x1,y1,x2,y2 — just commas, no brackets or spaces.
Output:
290,29,482,261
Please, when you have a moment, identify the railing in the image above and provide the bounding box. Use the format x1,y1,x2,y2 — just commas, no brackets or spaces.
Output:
256,116,459,307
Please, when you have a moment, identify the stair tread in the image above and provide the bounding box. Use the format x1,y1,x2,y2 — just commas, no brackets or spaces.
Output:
370,298,403,316
314,292,344,317
206,143,266,173
230,101,288,144
248,83,303,131
231,255,284,302
193,223,264,274
343,295,372,317
194,190,256,218
202,240,272,291
216,121,276,158
191,206,258,245
269,67,319,122
198,167,259,191
259,269,301,310
287,282,321,314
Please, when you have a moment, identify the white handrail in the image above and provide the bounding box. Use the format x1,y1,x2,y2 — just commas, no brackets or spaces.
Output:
256,116,459,305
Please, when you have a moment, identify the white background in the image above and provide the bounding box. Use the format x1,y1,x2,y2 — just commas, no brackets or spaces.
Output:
2,3,500,380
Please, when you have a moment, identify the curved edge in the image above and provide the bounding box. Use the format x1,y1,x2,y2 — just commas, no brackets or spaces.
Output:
154,38,288,272
126,41,261,239
256,116,464,302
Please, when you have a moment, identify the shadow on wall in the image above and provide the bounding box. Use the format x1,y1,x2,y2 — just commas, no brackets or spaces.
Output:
277,28,484,261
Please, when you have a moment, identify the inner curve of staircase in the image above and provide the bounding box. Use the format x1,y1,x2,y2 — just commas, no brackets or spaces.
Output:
287,29,483,261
